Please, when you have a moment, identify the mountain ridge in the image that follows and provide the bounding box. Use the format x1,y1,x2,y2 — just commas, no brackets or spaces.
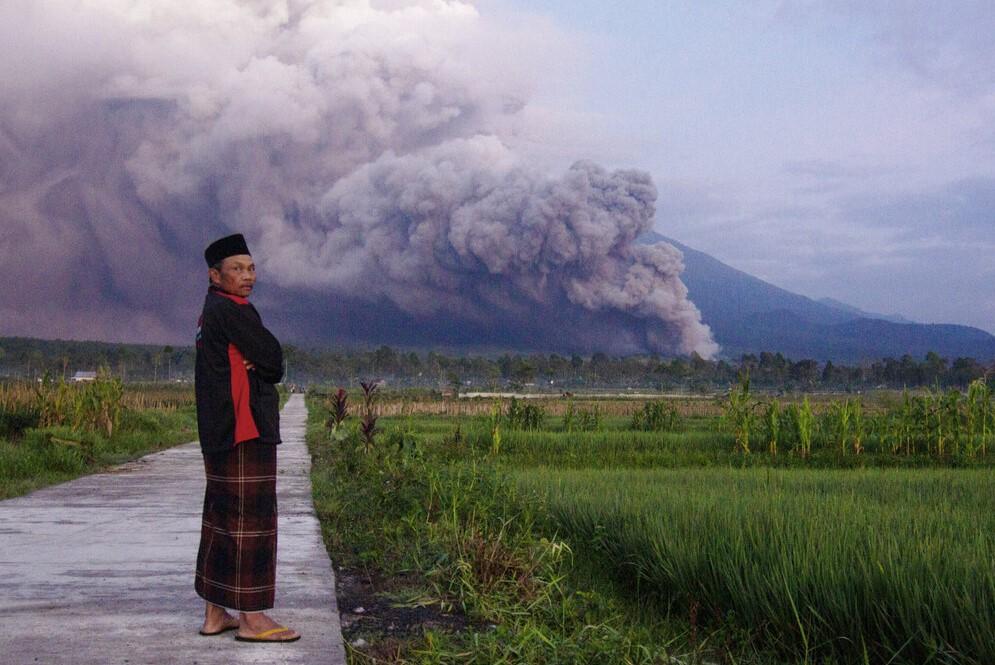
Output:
815,297,914,325
639,231,995,362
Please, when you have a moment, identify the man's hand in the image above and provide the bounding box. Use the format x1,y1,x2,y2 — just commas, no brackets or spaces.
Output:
243,359,256,371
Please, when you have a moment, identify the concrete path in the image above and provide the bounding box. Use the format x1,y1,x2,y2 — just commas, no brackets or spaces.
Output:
0,394,346,664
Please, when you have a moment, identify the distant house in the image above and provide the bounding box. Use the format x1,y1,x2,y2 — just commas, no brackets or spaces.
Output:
71,371,97,383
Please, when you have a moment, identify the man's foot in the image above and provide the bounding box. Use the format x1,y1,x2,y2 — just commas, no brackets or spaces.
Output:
237,612,300,642
200,605,239,636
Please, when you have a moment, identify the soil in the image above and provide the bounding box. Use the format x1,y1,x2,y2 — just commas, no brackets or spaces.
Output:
335,564,475,658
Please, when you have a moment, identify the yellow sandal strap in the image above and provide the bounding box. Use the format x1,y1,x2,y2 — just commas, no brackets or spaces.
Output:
252,627,289,639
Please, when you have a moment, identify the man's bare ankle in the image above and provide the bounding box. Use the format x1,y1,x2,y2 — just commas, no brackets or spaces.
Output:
240,611,265,624
240,611,283,630
204,603,234,625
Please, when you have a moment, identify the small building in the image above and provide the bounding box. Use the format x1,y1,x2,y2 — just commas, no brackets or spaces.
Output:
71,371,97,383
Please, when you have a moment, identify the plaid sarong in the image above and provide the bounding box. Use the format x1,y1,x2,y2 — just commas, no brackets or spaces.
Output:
194,440,277,612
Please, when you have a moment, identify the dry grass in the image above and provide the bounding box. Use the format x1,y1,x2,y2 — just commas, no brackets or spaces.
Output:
119,384,195,411
376,396,723,418
372,391,911,420
1,380,194,416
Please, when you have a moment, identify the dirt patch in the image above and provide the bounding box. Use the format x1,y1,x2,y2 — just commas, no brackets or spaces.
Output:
335,564,474,655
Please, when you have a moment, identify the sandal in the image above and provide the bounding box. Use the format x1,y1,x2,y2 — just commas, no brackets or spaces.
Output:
235,626,301,643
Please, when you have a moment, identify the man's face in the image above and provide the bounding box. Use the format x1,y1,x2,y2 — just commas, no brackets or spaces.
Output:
209,255,256,297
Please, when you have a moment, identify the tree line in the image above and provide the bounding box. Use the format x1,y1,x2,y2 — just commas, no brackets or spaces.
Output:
0,336,991,392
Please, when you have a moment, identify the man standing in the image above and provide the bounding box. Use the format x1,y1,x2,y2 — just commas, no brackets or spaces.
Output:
194,233,300,642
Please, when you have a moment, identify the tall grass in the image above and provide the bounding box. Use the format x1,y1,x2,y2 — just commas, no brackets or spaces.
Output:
517,467,995,664
120,383,195,411
1,377,193,438
0,381,196,499
459,423,733,468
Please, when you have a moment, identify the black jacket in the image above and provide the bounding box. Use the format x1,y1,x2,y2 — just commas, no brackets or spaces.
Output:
195,286,284,454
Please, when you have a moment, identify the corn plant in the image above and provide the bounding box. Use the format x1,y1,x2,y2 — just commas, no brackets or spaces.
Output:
34,372,123,437
966,379,992,456
489,401,502,456
829,400,852,455
922,388,958,457
89,376,123,437
506,397,544,431
723,372,756,454
896,391,915,455
943,389,963,456
850,399,864,455
885,413,897,453
576,406,603,432
788,397,814,458
631,401,681,432
762,400,781,456
909,393,931,455
562,400,576,433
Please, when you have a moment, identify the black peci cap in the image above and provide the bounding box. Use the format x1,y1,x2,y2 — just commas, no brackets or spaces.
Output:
204,233,251,267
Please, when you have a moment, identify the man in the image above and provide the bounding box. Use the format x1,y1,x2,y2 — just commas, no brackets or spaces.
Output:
193,233,300,642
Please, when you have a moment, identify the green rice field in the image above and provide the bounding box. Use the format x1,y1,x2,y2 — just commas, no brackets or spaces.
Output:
311,387,995,663
515,467,995,664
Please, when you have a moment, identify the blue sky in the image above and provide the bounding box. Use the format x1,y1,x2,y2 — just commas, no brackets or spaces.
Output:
486,0,995,332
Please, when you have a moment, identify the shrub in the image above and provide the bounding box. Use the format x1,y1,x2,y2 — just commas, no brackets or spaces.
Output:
0,404,41,439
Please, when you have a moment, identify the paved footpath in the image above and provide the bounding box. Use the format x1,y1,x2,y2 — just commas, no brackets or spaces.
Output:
0,394,346,664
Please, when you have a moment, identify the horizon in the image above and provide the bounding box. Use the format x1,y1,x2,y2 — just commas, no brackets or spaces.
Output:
2,333,992,367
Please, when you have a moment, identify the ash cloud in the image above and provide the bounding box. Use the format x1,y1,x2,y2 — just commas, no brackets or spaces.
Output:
0,0,717,358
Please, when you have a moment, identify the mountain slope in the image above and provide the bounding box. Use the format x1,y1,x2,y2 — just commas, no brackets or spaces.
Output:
815,297,914,325
638,231,995,361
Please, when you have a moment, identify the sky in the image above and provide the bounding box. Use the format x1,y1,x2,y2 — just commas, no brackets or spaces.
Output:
486,0,995,332
0,0,991,354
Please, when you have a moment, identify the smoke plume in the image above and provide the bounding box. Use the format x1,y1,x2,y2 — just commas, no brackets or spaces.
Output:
0,0,718,358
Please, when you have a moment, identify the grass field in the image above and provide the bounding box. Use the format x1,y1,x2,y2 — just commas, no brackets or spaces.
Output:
516,467,995,664
310,387,995,663
0,381,197,499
